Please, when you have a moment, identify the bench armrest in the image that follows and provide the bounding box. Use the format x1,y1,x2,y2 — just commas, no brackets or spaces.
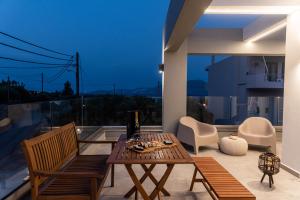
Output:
34,170,105,178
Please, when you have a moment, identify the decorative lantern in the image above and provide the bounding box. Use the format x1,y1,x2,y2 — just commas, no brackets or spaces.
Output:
258,152,280,188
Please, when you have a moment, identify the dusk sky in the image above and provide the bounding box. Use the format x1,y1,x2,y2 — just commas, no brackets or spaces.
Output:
0,0,258,93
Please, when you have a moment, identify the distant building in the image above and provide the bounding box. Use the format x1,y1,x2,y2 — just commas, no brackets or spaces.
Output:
206,56,284,125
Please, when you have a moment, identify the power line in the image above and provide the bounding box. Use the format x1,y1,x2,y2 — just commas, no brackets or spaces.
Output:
80,62,84,94
0,56,74,66
0,31,72,57
41,72,44,93
0,66,68,69
75,52,79,96
47,59,73,83
47,68,68,83
0,42,73,61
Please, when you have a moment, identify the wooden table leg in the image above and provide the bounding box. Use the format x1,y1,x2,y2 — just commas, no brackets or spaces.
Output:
141,164,170,196
149,164,174,200
125,164,156,198
125,164,151,200
189,167,198,191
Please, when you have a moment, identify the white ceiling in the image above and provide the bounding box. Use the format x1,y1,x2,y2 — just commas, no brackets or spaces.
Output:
206,0,300,14
210,0,300,7
263,28,286,41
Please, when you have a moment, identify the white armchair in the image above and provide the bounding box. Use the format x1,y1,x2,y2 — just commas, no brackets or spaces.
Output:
238,117,276,154
177,116,219,154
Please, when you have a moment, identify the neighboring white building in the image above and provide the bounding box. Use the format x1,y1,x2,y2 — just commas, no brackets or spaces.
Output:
206,56,284,125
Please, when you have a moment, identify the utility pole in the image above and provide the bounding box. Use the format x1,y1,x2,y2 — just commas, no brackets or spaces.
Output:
113,83,116,96
41,73,44,93
75,52,80,97
7,76,10,103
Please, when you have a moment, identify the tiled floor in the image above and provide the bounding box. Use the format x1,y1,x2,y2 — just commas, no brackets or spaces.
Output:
82,134,300,200
21,134,300,200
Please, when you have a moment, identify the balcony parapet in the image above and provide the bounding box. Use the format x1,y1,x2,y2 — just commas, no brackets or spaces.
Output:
246,73,284,89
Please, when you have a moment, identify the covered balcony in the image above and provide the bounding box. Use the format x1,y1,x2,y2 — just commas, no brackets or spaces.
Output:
162,0,300,175
2,0,300,200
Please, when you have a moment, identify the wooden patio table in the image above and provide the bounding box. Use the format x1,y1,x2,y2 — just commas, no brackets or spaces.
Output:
107,133,193,200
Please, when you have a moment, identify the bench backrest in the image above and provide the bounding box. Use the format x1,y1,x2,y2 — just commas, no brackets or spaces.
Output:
22,123,78,187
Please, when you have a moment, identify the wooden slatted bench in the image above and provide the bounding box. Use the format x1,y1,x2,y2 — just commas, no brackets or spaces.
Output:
22,122,116,200
190,157,256,200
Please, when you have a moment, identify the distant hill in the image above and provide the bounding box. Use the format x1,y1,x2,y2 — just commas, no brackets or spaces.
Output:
89,80,207,97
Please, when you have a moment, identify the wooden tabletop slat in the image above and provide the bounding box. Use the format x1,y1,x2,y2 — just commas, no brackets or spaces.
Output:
152,134,161,160
107,133,193,164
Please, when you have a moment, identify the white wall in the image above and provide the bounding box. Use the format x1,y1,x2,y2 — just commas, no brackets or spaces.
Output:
282,10,300,177
163,41,187,133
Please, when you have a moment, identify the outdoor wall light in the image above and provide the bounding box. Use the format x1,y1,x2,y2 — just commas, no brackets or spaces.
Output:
159,64,164,74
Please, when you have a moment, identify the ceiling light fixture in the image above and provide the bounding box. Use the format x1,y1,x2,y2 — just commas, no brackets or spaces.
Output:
246,19,287,43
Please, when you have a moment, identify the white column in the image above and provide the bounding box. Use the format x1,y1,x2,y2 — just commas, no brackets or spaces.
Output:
162,41,187,133
282,10,300,177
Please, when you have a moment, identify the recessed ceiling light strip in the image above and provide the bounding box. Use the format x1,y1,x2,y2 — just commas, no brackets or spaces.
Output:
245,19,287,43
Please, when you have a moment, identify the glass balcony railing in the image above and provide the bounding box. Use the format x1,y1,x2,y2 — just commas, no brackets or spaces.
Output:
0,95,162,199
187,96,283,126
0,95,283,198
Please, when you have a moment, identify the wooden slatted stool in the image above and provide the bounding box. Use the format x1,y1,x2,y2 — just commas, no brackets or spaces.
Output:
190,157,256,200
22,122,116,200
